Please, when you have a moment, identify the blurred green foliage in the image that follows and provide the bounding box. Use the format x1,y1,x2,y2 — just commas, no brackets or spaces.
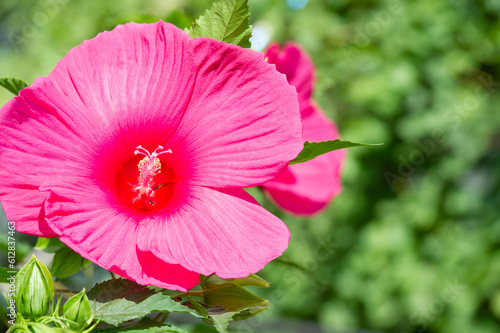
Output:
0,0,499,332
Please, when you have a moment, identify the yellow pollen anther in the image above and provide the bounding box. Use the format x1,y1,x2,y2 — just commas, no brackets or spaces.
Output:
137,155,162,186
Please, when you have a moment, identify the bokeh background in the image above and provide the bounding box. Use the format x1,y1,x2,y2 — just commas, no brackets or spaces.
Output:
1,0,499,332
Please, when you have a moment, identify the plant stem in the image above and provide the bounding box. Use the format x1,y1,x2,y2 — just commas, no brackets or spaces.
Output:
172,290,203,301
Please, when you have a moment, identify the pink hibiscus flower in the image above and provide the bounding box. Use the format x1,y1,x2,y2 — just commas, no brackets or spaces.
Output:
0,22,303,291
262,42,345,215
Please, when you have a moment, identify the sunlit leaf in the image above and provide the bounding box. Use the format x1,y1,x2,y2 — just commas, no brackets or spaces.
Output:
290,140,382,165
186,0,252,47
0,77,28,95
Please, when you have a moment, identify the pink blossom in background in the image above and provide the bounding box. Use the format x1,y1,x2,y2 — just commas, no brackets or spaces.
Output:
262,42,346,215
0,22,304,291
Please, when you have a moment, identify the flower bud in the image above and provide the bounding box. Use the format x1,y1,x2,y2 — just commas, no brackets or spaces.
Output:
15,255,54,320
63,289,91,331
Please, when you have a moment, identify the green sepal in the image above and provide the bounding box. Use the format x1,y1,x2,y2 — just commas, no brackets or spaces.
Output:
187,296,209,317
201,283,268,312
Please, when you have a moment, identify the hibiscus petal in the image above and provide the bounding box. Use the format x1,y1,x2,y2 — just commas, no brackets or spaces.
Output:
46,21,196,146
166,38,303,188
0,85,91,237
0,179,57,237
137,186,290,278
42,179,200,291
263,106,345,215
0,22,197,234
265,42,314,108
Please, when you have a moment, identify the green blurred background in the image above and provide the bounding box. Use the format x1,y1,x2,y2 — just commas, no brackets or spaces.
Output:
1,0,499,332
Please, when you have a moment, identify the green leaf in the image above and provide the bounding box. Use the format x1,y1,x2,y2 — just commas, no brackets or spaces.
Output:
204,308,265,333
186,0,252,48
92,317,189,333
290,140,383,165
87,278,155,304
92,293,206,326
201,273,270,289
0,267,17,283
51,246,91,279
35,237,66,253
0,77,28,95
94,322,189,333
211,312,234,333
209,309,249,333
105,326,188,333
